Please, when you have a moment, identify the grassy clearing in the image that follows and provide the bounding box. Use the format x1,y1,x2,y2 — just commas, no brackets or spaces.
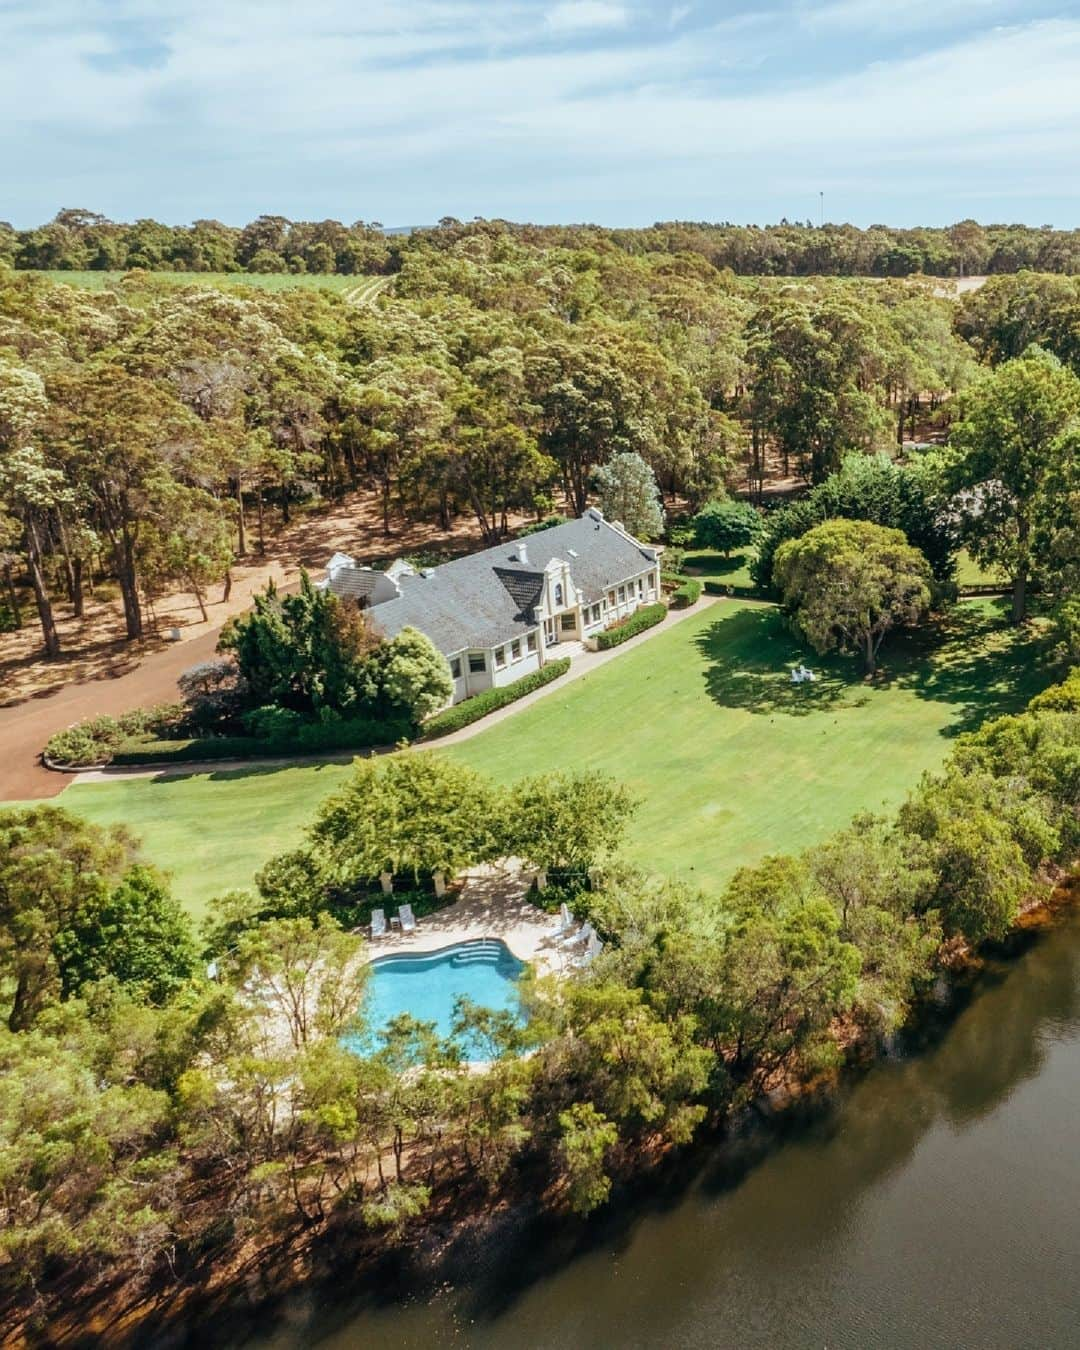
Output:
37,271,364,293
56,598,1049,919
681,549,759,593
447,598,1049,891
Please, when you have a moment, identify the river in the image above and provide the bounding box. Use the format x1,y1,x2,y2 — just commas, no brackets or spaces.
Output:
248,909,1080,1350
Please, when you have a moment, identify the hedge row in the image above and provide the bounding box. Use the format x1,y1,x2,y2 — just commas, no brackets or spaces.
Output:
669,578,702,609
594,602,667,649
103,716,414,766
421,657,571,738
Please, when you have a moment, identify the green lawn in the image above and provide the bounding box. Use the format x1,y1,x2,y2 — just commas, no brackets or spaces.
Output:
681,549,759,593
447,598,1049,890
57,598,1049,918
39,270,363,294
66,760,356,921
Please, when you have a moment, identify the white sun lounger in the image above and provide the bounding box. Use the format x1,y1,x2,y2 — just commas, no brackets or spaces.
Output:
560,920,594,947
398,903,417,934
552,902,575,937
370,908,387,938
572,932,604,968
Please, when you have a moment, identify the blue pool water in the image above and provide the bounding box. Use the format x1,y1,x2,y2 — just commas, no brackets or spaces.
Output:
357,939,525,1059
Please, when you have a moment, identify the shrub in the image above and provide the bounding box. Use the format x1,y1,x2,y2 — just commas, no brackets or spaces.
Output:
110,715,412,765
669,579,702,609
691,498,762,558
178,658,249,731
44,726,106,768
1028,667,1080,713
421,658,571,738
44,704,185,767
242,704,305,740
595,603,666,649
518,515,569,537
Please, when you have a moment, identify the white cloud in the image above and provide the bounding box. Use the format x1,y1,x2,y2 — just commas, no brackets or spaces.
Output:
545,2,629,33
797,0,1016,33
0,1,1078,225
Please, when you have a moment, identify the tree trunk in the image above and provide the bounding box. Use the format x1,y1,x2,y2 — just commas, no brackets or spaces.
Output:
1012,515,1030,624
117,524,143,640
235,477,247,557
192,581,208,622
57,514,77,607
280,472,291,524
222,569,233,603
2,562,22,628
71,557,84,619
864,631,876,675
1011,571,1027,625
256,486,266,555
23,511,60,657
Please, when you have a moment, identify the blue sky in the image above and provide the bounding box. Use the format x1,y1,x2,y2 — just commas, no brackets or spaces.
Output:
3,0,1080,229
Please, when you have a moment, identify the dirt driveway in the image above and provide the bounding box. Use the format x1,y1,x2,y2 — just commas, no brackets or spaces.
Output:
0,627,222,802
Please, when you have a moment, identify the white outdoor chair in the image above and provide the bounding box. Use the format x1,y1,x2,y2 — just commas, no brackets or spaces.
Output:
559,920,594,948
398,903,417,934
370,908,387,938
552,902,574,937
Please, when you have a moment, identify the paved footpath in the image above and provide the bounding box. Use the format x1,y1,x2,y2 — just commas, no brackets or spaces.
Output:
58,598,722,791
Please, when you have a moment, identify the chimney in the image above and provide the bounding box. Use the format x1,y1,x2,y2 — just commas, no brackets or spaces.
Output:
517,541,529,566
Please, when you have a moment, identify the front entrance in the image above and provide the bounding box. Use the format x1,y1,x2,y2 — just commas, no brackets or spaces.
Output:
544,610,579,646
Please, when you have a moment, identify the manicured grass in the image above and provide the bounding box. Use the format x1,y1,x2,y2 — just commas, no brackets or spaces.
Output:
681,549,759,593
38,270,363,294
447,598,1050,892
56,598,1050,917
66,761,356,921
956,548,1009,589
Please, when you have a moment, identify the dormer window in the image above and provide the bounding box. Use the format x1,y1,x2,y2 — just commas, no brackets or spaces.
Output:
554,583,564,606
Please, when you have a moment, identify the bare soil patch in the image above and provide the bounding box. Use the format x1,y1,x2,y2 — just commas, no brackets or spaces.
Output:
0,491,528,801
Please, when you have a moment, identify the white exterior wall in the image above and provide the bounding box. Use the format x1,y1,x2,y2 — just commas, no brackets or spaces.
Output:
489,637,542,687
445,631,542,704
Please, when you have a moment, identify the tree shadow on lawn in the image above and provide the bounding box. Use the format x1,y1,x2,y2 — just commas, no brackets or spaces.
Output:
885,600,1051,737
693,600,1051,730
693,607,851,716
142,757,356,788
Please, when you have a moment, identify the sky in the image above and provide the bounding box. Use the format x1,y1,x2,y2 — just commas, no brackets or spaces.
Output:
2,0,1080,230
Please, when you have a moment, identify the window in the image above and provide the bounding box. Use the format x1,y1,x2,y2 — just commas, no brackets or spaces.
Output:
637,578,644,597
527,631,538,653
647,573,656,592
554,582,564,606
450,656,462,679
591,604,601,623
511,639,522,661
618,585,626,602
607,591,615,606
468,652,486,674
493,646,506,669
561,612,576,631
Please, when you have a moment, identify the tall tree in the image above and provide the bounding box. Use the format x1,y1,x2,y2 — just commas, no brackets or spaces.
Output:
774,519,933,673
947,346,1080,622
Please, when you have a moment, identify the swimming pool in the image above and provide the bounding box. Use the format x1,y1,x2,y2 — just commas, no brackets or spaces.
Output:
358,939,526,1059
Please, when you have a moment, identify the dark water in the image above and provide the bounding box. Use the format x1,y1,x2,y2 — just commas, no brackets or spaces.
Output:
252,911,1080,1350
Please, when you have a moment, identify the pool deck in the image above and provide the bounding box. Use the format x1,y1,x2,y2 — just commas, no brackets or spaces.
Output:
365,861,573,977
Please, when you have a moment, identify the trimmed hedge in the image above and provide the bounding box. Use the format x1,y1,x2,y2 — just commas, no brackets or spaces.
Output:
669,578,702,609
595,602,666,649
106,716,413,767
421,657,571,738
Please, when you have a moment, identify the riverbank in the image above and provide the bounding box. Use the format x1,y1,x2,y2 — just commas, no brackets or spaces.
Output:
10,870,1077,1350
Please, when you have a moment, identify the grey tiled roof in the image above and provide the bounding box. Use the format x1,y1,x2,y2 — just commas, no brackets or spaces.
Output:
330,511,657,655
329,569,383,602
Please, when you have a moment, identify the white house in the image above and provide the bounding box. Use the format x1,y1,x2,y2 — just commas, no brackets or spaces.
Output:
322,508,663,705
